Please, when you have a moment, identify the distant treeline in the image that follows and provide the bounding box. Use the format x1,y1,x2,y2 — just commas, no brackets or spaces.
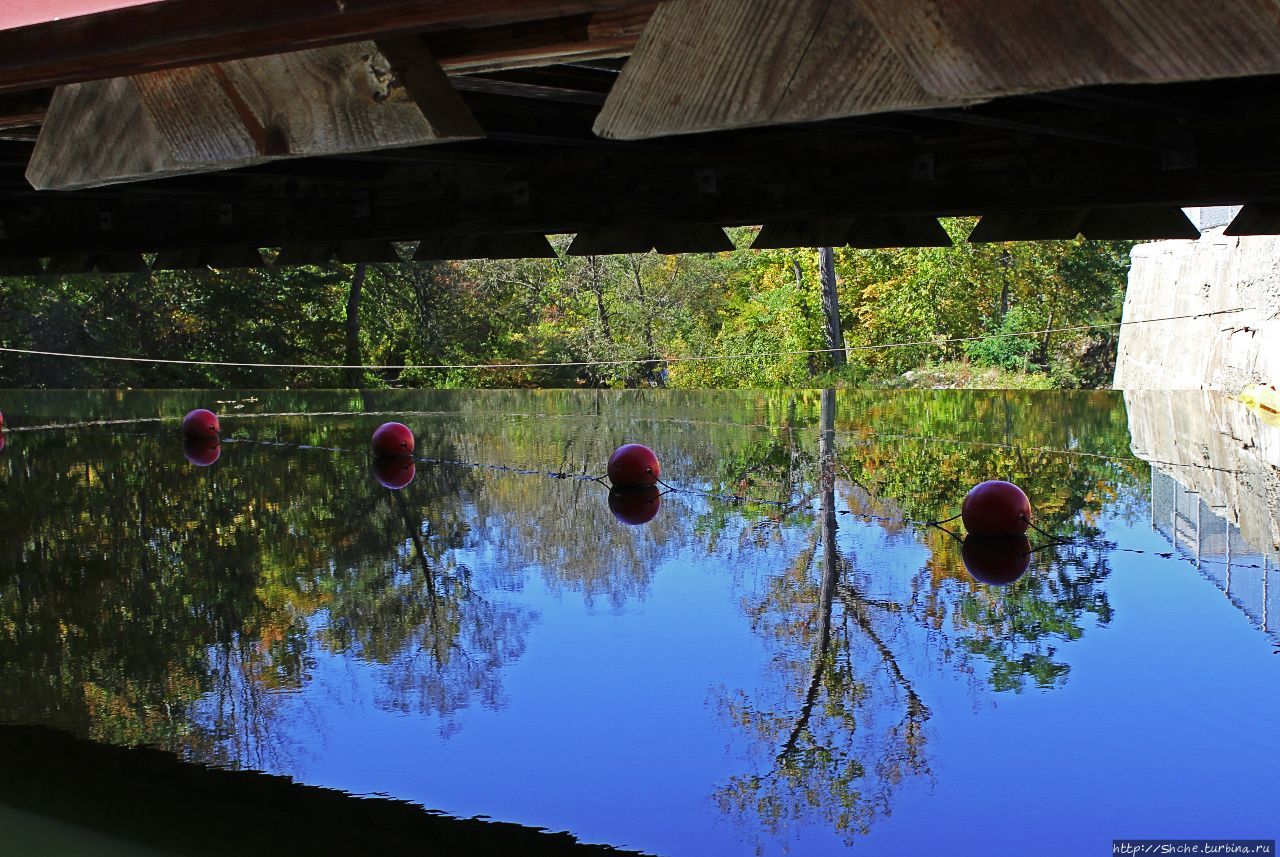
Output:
0,221,1132,389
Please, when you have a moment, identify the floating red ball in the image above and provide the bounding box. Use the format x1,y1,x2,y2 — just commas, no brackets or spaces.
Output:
371,422,415,458
607,443,660,488
182,437,221,467
608,486,661,525
181,408,220,439
372,457,416,490
962,535,1032,586
961,480,1032,536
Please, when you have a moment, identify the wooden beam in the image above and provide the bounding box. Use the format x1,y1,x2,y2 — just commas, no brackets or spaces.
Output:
0,256,42,275
45,252,146,274
414,232,557,260
846,217,952,249
152,245,265,269
568,225,734,254
335,240,403,263
1079,207,1200,240
275,243,336,266
0,1,655,95
26,40,483,190
1224,204,1280,236
856,0,1280,100
752,220,857,249
968,211,1089,243
427,5,653,74
593,0,966,140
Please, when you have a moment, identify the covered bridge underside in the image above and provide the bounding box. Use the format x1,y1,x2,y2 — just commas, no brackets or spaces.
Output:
5,0,1280,270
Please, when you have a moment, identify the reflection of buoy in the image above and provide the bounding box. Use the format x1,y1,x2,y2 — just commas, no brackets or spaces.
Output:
607,443,660,487
371,422,415,458
609,486,661,525
962,535,1032,586
372,457,416,490
961,480,1031,536
181,408,220,439
182,437,221,467
0,409,5,429
0,433,6,453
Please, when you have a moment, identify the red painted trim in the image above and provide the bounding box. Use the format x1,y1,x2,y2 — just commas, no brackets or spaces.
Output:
0,0,165,31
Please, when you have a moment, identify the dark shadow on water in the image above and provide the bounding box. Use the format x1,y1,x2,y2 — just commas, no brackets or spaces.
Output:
0,723,650,857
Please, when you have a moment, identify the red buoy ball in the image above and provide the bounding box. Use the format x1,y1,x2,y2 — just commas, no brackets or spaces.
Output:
961,480,1032,536
371,422,415,458
607,443,660,488
181,408,220,439
182,437,221,467
962,535,1032,586
372,457,416,490
608,486,661,525
0,433,6,453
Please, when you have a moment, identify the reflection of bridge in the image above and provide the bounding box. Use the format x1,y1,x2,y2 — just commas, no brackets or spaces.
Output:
1150,468,1277,635
1127,390,1280,637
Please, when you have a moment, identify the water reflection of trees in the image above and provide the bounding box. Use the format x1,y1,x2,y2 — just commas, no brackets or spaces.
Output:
0,388,1148,846
713,389,1140,847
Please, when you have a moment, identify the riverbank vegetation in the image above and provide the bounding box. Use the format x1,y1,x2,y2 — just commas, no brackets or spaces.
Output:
0,220,1131,389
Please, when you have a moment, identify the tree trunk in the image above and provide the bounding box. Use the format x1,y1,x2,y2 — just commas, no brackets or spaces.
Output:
343,263,367,388
818,247,847,369
792,255,819,378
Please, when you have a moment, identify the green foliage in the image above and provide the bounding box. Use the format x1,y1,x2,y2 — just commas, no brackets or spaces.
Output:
0,223,1132,389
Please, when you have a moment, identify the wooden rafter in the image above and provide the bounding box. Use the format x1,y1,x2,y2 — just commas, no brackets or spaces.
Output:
26,39,483,190
0,0,656,95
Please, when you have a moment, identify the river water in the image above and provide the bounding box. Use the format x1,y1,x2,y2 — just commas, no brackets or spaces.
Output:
0,388,1276,856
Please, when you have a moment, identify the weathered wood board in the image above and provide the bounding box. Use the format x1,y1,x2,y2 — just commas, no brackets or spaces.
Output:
593,0,963,139
597,0,1280,140
27,39,483,190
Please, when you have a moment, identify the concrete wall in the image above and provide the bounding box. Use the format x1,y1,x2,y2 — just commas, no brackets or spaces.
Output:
1113,226,1280,391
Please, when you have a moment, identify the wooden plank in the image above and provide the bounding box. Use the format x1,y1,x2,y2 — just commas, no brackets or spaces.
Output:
26,40,483,190
857,0,1280,100
0,1,653,95
593,0,967,140
752,220,857,249
1079,207,1200,240
427,5,653,74
846,217,952,249
968,211,1089,243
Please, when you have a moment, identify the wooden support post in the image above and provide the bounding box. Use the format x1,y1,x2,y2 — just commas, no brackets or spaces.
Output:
26,40,483,191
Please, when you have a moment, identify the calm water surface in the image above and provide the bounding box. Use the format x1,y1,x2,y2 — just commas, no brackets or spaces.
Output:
1,389,1277,856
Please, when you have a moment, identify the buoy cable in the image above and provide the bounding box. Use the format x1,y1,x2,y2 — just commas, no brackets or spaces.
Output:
0,308,1247,371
